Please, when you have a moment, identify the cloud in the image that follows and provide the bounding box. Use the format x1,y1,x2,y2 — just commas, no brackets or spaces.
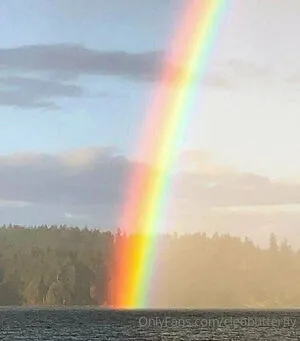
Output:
1,147,300,210
0,147,132,227
0,44,280,93
1,147,300,245
0,44,238,89
0,76,84,109
172,170,300,208
164,149,300,245
0,44,162,81
0,147,129,206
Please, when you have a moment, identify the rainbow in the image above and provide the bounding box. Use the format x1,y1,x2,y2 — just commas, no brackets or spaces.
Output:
110,0,228,308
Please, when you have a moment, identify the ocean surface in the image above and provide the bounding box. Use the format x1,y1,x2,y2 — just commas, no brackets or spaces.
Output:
0,308,299,340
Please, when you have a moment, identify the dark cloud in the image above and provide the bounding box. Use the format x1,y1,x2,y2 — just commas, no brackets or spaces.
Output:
1,148,300,228
0,76,84,108
1,146,300,243
0,147,130,206
0,44,162,81
0,44,252,94
1,148,300,209
0,44,234,89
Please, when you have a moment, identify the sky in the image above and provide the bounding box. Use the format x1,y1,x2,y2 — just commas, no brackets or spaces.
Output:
1,0,300,247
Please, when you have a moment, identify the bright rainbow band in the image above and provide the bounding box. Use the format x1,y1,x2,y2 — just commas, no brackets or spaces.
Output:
110,0,228,309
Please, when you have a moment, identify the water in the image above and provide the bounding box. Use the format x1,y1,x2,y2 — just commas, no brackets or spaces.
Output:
0,308,299,340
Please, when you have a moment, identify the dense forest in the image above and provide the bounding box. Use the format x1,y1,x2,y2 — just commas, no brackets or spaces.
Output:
0,224,299,308
0,225,112,306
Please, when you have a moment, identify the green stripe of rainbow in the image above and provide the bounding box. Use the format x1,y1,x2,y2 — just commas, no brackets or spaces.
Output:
110,0,228,309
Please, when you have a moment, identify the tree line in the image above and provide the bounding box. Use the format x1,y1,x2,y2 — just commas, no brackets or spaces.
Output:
0,224,299,308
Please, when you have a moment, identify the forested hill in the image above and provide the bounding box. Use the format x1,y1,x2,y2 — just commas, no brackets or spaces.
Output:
0,225,112,306
0,225,299,308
